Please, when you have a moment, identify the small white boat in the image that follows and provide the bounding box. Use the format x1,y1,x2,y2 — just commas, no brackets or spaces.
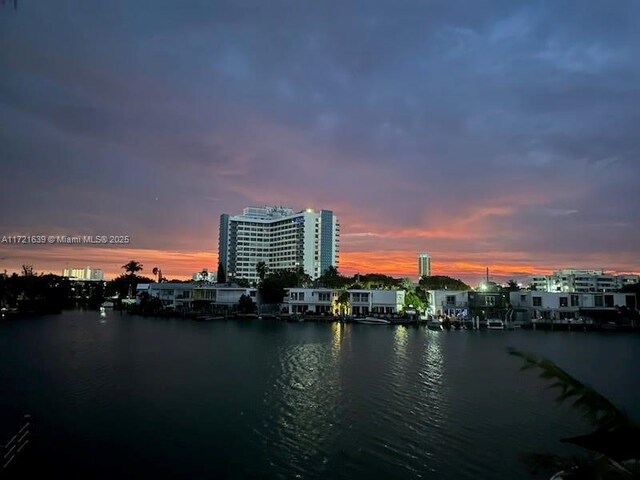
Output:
427,319,443,331
101,301,114,308
195,315,225,322
487,319,505,330
99,306,107,323
355,317,391,325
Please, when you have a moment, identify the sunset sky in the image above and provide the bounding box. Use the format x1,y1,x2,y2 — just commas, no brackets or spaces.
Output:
1,1,639,285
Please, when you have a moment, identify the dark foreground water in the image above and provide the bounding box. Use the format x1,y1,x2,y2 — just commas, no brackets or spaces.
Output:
1,310,639,479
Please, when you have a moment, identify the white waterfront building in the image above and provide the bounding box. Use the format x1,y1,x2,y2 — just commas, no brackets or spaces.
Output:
510,291,637,322
528,269,639,293
426,290,469,317
62,266,104,281
136,283,257,311
218,206,339,283
283,288,405,316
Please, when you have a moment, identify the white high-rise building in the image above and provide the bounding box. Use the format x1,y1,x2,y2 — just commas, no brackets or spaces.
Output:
62,266,104,281
218,206,340,283
418,253,431,278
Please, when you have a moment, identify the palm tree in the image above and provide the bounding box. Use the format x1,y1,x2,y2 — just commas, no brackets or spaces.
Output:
122,260,143,276
122,260,143,299
508,348,640,478
334,289,351,316
256,261,268,283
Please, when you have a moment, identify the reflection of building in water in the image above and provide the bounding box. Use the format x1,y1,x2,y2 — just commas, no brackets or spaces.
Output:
331,322,349,360
423,332,444,394
392,326,409,374
261,330,346,470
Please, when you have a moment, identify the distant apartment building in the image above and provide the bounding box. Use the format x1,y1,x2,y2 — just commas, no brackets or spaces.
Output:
218,206,339,283
192,269,217,282
62,266,104,281
529,269,639,293
418,253,431,278
510,291,637,322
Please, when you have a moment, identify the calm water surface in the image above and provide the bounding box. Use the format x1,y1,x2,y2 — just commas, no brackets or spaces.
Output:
1,310,639,479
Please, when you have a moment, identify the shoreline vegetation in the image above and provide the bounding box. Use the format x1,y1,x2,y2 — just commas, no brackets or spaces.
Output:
2,261,639,332
509,348,640,479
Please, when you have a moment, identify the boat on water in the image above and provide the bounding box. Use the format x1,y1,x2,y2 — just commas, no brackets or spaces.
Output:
486,319,505,330
195,315,225,321
101,301,114,308
1,306,19,319
355,317,391,325
427,319,443,331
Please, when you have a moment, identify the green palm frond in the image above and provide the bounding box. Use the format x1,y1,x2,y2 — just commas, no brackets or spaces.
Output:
507,348,628,429
520,452,580,475
520,452,637,479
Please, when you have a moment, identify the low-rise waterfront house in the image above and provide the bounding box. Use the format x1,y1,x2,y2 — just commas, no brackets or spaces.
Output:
357,289,405,316
426,290,469,317
192,285,257,312
468,291,510,319
428,290,511,320
136,283,257,313
509,291,637,324
285,288,335,314
283,288,405,316
136,283,193,310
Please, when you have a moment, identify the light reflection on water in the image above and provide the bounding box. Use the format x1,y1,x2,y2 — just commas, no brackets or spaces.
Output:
259,326,346,477
392,325,409,369
2,312,640,480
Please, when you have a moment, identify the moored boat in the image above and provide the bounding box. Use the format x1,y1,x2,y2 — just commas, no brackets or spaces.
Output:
600,322,618,331
486,319,505,330
427,319,442,331
195,315,225,321
355,317,391,325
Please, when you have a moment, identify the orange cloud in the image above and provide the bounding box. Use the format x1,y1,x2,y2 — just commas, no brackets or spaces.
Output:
0,245,215,280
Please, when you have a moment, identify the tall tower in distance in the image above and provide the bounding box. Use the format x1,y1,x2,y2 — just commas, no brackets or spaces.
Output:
418,253,431,279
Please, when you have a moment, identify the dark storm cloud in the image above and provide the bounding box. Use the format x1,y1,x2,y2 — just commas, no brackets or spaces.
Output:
1,0,639,278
